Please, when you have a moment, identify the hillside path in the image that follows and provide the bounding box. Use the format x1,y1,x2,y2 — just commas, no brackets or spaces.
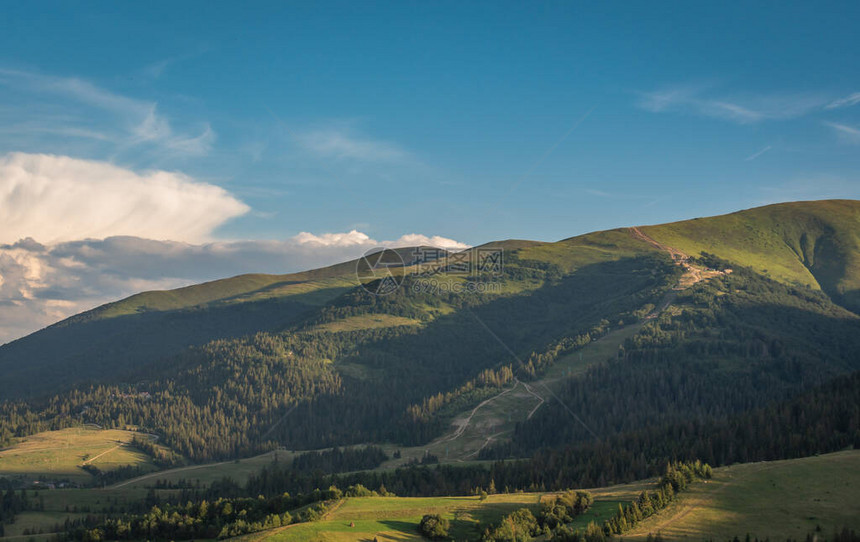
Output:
81,444,123,465
629,227,729,289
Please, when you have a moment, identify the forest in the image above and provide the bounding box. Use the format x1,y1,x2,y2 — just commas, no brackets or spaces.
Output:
0,255,676,461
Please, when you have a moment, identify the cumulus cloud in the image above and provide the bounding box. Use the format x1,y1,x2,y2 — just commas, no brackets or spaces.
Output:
292,229,468,251
0,152,249,244
384,233,470,251
0,231,470,344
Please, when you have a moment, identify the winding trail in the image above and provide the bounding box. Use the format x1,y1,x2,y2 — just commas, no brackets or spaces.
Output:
629,227,689,261
520,380,545,419
629,226,730,290
419,227,731,462
442,383,519,443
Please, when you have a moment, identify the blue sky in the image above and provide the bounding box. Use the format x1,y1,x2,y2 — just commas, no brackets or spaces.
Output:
1,1,860,340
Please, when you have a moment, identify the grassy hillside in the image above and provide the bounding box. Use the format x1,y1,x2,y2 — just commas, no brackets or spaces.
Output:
643,199,860,311
517,228,659,273
0,264,361,399
80,263,363,321
0,427,162,483
624,450,860,541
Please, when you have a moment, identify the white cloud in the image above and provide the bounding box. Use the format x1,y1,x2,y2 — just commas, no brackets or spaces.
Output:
386,233,470,251
0,68,214,156
0,152,249,244
295,128,410,163
825,92,860,109
0,230,471,344
823,121,860,143
292,230,469,251
638,85,826,124
293,230,374,247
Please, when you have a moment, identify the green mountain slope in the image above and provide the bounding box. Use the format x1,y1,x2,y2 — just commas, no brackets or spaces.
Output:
0,233,659,400
0,247,456,398
2,199,860,467
2,199,859,403
0,264,363,399
642,199,860,310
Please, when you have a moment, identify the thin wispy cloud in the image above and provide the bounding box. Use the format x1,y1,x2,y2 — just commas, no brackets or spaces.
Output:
0,122,111,142
702,100,764,123
638,84,827,124
745,145,772,161
140,47,209,79
164,123,216,156
295,128,411,163
0,68,214,156
823,121,860,143
825,92,860,109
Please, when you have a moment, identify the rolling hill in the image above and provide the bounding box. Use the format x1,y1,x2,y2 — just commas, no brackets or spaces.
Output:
642,199,860,311
0,200,858,465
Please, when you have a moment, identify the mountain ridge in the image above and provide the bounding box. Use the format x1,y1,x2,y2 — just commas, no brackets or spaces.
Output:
31,198,860,333
1,199,859,402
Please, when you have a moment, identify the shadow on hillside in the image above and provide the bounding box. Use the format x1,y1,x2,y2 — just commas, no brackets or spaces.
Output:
0,296,316,400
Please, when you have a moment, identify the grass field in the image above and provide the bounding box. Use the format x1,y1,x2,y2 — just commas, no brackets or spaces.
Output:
238,493,546,542
231,451,859,542
0,427,161,483
311,314,422,333
623,450,860,541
